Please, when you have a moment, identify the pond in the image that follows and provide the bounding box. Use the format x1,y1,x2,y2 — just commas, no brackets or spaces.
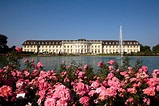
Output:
20,56,159,73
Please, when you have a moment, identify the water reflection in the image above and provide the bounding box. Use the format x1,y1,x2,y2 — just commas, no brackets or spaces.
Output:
20,56,159,72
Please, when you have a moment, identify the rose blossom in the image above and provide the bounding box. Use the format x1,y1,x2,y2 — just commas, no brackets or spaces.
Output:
88,90,96,97
152,69,159,78
98,90,107,101
136,71,149,79
64,77,70,83
53,84,72,101
120,71,128,77
79,96,90,106
56,99,68,106
107,60,115,65
105,87,117,97
74,81,89,96
84,64,88,70
143,87,155,96
31,69,40,78
143,98,150,105
96,86,106,94
125,97,134,105
16,80,24,89
156,85,159,91
24,59,29,63
98,61,103,67
116,69,120,73
130,78,137,82
108,66,114,71
126,97,134,102
141,65,148,72
108,77,121,89
61,71,67,77
37,62,44,68
44,97,56,106
0,85,12,97
37,89,46,104
72,104,76,106
127,87,137,94
78,71,85,78
67,65,71,69
91,80,100,89
106,72,114,79
15,46,22,52
102,81,108,87
24,70,30,77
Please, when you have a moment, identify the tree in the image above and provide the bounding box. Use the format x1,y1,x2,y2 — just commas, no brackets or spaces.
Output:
0,34,9,53
152,44,159,53
140,45,151,52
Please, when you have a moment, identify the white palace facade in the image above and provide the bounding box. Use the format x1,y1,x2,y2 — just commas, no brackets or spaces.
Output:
22,39,140,54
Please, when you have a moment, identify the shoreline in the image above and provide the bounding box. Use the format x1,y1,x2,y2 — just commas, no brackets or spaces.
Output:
1,53,159,58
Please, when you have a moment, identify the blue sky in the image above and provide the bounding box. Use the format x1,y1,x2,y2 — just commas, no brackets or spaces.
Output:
0,0,159,48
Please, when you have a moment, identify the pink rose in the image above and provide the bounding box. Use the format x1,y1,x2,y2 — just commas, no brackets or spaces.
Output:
67,65,71,69
88,90,96,97
143,98,150,105
116,69,120,73
78,71,85,78
91,80,100,89
108,66,114,71
64,77,70,83
127,97,134,102
143,87,155,96
31,69,40,78
61,71,67,77
105,87,117,97
127,88,137,94
0,85,12,97
44,98,56,106
125,97,134,105
53,84,72,102
107,60,115,65
31,59,34,63
156,85,159,91
56,99,68,106
141,65,148,72
98,61,103,67
15,46,22,52
24,59,29,63
79,96,90,106
74,82,90,96
84,64,88,70
37,62,44,68
106,72,114,79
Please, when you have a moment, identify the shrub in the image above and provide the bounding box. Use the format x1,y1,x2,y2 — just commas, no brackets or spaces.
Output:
0,48,159,106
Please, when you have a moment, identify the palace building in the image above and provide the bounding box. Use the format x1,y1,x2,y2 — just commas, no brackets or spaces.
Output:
22,39,140,54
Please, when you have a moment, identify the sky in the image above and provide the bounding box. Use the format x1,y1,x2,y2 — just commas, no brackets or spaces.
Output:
0,0,159,48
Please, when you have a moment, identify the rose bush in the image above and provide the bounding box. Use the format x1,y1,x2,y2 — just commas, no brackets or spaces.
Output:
0,48,159,106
